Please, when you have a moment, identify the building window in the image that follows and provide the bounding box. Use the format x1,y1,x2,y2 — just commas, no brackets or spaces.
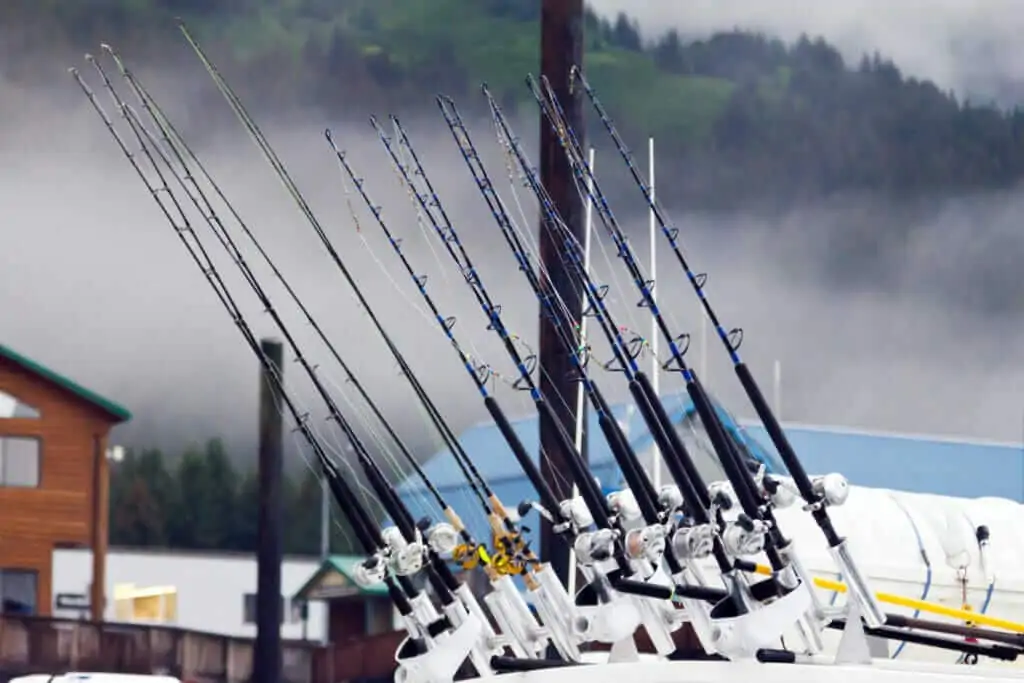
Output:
0,436,40,487
242,592,298,624
0,390,40,419
0,569,38,615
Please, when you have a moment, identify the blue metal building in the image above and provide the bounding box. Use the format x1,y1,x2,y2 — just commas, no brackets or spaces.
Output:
397,392,1024,550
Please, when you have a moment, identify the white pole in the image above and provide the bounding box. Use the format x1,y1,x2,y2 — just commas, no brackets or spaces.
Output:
700,308,708,381
773,359,782,419
568,147,596,597
648,137,662,490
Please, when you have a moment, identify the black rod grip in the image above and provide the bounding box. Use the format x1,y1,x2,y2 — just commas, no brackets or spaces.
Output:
485,395,560,514
632,372,711,511
735,363,842,548
611,576,674,601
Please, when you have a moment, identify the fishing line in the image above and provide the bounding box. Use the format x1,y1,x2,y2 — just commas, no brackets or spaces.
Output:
490,115,648,357
527,73,790,578
101,46,453,522
93,51,480,619
328,127,577,511
479,87,749,583
370,116,601,503
176,25,498,529
71,57,433,619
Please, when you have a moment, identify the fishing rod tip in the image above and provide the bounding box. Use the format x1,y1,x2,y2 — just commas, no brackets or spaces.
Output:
99,42,113,53
83,52,95,62
324,127,332,141
67,66,78,75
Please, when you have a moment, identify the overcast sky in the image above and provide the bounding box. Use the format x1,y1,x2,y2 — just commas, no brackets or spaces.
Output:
2,7,1024,469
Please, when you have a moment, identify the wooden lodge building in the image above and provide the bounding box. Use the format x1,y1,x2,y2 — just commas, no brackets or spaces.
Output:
0,343,131,622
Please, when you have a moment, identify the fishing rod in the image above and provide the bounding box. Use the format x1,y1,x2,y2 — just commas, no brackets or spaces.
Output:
379,112,661,532
80,51,482,636
475,88,760,592
69,57,444,654
96,54,499,618
325,125,562,538
174,23,535,581
526,74,793,588
545,71,1017,658
425,99,696,569
328,127,640,662
328,122,647,592
78,49,539,678
567,66,886,626
100,45,498,578
376,112,727,656
375,110,725,605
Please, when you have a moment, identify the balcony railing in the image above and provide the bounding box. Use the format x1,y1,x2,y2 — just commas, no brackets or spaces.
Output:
0,615,326,683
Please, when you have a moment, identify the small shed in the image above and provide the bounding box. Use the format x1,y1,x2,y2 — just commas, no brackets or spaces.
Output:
292,555,396,643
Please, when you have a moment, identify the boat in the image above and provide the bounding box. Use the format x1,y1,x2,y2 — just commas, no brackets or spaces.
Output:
65,23,1024,683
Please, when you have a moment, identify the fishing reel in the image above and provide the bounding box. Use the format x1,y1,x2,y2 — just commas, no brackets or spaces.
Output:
452,541,490,571
607,488,643,523
559,495,595,530
762,475,799,509
423,522,461,556
574,528,618,567
721,514,767,558
658,485,684,513
624,524,668,564
381,526,426,576
810,473,850,508
352,553,388,589
672,522,716,560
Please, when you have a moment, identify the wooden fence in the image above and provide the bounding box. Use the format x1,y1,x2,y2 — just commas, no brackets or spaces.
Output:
0,615,327,683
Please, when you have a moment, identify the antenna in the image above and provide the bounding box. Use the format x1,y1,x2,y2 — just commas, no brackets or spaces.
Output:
568,146,596,599
774,359,782,418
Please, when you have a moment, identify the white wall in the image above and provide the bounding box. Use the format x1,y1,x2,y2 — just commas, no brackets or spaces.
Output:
52,548,327,640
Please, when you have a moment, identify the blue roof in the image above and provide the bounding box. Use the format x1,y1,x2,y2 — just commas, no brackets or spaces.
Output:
397,392,1024,554
399,391,1024,504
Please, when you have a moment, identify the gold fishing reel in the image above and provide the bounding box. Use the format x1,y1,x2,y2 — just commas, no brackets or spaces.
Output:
450,531,533,576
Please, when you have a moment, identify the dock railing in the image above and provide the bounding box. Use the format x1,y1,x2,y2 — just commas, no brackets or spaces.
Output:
0,614,328,683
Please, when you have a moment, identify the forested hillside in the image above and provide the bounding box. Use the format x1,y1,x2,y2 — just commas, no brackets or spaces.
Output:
109,440,361,555
5,0,1024,207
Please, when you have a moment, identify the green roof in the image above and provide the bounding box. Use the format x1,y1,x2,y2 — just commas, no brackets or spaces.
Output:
0,344,132,423
293,555,390,601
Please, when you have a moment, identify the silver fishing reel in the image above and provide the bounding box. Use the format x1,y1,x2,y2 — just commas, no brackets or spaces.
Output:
424,523,460,556
764,475,799,509
721,516,768,557
658,484,684,512
559,495,595,529
381,526,425,576
574,528,618,567
607,488,643,522
708,481,738,511
352,554,388,589
811,473,850,507
672,523,716,560
624,524,668,563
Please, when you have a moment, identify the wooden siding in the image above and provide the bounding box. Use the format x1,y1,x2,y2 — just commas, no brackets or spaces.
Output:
0,355,116,618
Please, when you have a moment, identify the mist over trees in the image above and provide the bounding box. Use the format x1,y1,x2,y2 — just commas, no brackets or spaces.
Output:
4,0,1023,210
7,1,1024,520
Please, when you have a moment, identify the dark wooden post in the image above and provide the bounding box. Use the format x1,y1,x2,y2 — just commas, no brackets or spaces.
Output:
538,0,586,585
254,339,284,683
